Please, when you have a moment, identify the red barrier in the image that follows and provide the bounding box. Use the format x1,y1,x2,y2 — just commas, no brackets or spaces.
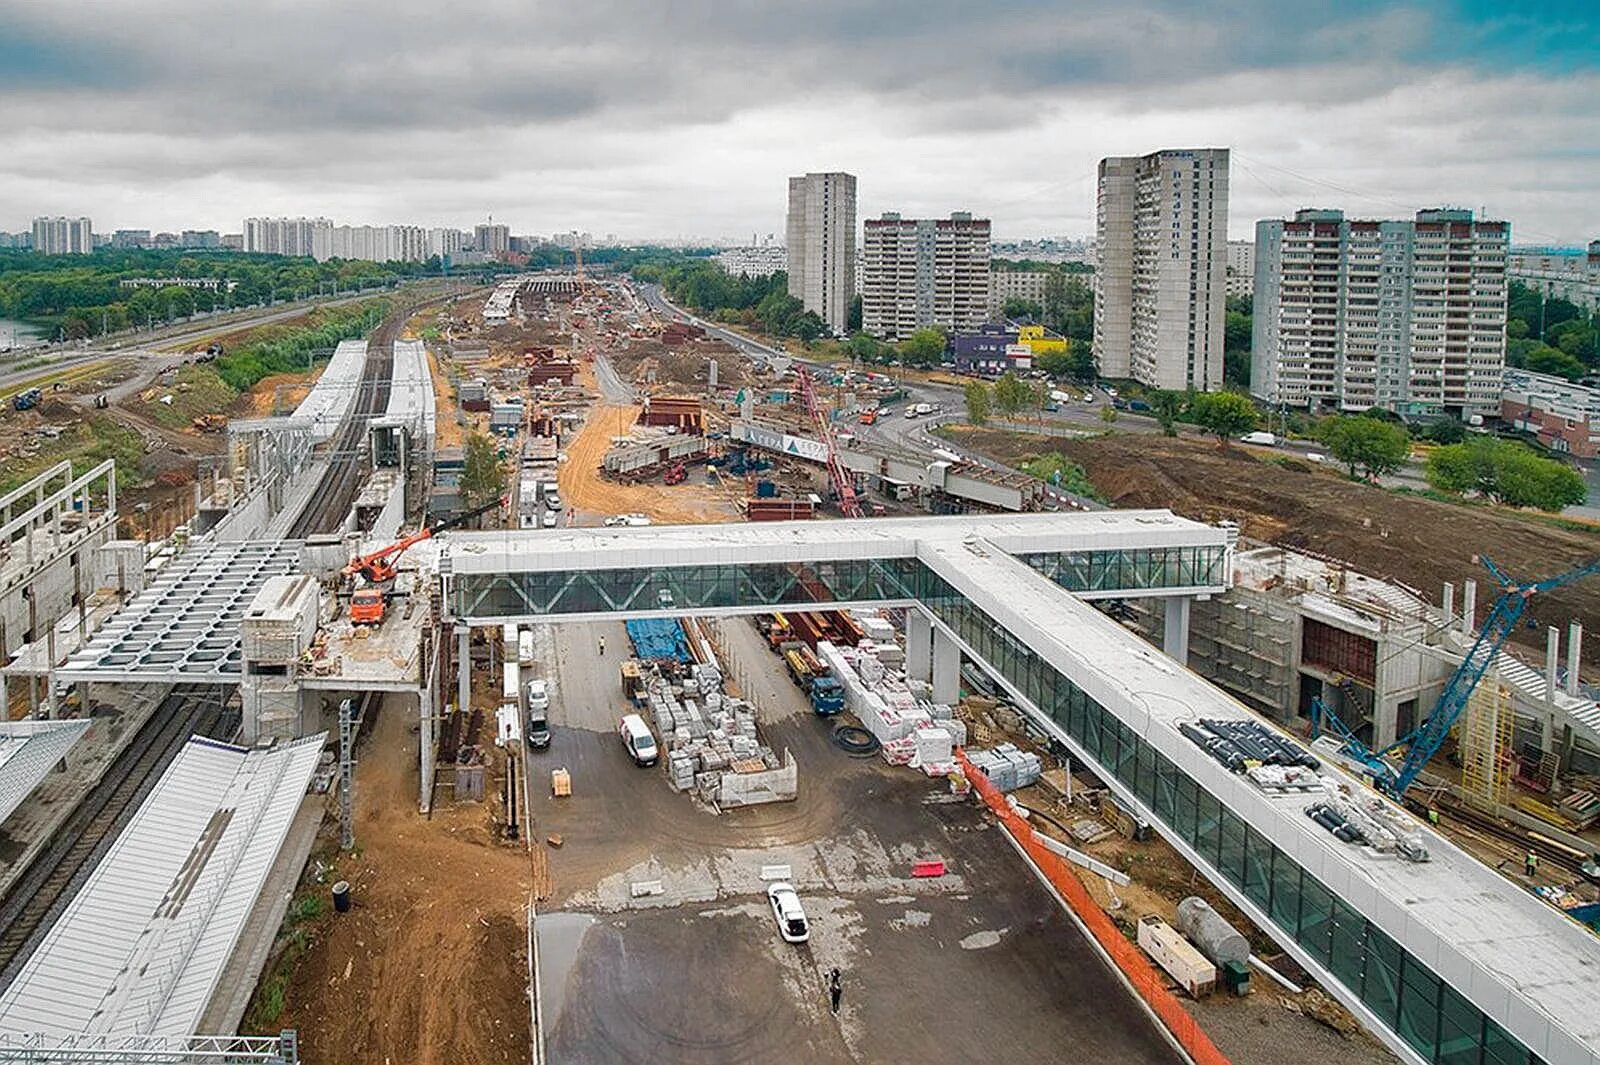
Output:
910,858,947,878
956,749,1233,1065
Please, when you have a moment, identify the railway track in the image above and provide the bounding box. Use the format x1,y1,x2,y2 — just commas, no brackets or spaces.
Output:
0,685,234,988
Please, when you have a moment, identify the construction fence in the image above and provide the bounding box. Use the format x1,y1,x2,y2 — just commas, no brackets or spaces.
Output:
957,748,1232,1065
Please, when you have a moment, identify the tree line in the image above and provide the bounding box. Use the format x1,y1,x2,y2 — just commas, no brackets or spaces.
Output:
1506,281,1599,382
630,259,826,342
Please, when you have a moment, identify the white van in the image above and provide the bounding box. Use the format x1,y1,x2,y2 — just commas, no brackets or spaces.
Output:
618,714,658,766
1239,431,1278,446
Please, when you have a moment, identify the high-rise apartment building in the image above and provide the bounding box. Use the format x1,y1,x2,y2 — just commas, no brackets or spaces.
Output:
1508,240,1600,313
1226,239,1255,298
428,228,468,260
785,172,857,333
1093,148,1229,391
861,212,991,340
474,224,511,256
243,217,330,257
313,224,429,263
31,216,94,255
1251,208,1508,419
181,230,222,249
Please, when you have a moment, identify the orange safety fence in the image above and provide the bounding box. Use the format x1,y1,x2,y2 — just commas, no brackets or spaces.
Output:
956,748,1233,1065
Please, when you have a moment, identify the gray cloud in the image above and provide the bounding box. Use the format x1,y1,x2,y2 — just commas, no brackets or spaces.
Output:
0,1,1596,242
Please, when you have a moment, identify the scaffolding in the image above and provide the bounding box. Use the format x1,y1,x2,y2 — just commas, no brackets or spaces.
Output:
1459,672,1513,809
0,1032,297,1063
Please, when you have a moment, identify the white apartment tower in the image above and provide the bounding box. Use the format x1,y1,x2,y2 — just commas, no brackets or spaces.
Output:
786,172,857,333
861,212,991,339
243,217,330,257
1093,148,1229,391
1251,208,1508,419
31,216,93,255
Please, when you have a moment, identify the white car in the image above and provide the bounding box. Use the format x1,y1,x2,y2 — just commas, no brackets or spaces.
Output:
767,882,810,943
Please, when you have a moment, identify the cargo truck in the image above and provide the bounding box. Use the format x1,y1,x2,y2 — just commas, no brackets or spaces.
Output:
781,642,845,715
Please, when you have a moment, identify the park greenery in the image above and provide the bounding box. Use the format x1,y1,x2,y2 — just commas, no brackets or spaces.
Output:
1506,280,1599,382
629,259,825,342
1191,391,1259,445
1316,413,1412,480
1424,437,1586,511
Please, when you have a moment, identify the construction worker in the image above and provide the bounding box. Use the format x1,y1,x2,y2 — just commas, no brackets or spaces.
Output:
827,967,843,1015
598,634,606,656
1525,851,1539,879
1426,808,1440,827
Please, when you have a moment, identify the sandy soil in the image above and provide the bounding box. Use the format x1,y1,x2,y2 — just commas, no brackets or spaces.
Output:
948,428,1600,669
238,371,315,418
426,346,464,449
558,399,741,525
270,704,533,1065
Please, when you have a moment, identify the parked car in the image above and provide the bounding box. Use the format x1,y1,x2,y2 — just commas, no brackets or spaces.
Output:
542,510,558,527
618,713,659,766
524,678,550,714
526,706,551,749
767,882,810,943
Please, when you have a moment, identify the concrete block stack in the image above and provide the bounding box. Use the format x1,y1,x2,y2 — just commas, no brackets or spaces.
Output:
640,665,785,804
817,640,961,778
967,744,1043,792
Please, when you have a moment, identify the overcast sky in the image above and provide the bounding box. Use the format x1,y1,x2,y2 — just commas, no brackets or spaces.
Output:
3,1,1596,244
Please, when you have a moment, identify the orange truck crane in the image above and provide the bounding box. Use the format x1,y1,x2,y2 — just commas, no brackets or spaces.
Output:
344,496,504,625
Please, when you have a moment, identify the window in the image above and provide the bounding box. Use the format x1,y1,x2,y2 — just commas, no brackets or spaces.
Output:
1398,957,1442,1059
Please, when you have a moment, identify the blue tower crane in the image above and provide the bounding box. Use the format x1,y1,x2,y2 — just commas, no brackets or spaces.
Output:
1312,555,1600,798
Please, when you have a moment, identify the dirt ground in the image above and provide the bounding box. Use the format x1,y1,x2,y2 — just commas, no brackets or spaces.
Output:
949,428,1600,669
558,399,742,525
237,371,315,418
267,703,533,1065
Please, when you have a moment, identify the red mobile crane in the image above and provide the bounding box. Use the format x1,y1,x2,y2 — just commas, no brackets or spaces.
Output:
345,496,504,625
795,365,863,517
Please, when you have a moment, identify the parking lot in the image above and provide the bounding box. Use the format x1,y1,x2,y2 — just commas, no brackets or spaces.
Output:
527,618,1181,1064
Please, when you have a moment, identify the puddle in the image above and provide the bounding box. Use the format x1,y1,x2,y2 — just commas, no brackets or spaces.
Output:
535,912,597,1030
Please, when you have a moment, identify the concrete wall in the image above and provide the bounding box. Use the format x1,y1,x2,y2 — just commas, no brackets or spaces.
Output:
0,519,116,659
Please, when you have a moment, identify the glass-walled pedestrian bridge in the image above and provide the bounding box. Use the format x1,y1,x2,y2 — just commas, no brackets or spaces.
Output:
442,512,1598,1065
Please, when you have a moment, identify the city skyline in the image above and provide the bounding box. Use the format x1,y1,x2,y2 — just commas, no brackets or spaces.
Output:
2,2,1597,244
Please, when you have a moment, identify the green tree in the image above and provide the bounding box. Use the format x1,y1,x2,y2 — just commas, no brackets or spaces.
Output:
1099,404,1118,426
1224,308,1252,387
460,431,506,508
1425,438,1586,511
847,294,862,333
1525,344,1586,381
845,332,886,364
964,380,991,426
992,371,1030,418
896,326,947,367
1191,391,1258,446
1066,340,1097,382
1150,390,1183,436
1034,348,1073,378
1002,297,1043,320
1318,415,1411,480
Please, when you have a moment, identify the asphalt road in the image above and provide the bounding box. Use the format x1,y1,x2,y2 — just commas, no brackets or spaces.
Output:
531,617,1181,1065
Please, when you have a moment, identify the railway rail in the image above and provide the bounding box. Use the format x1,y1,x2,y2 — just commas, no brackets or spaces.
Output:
0,685,234,988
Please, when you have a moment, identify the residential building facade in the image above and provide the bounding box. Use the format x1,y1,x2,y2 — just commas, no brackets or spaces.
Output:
474,224,511,256
1508,241,1600,313
243,217,330,257
862,211,990,340
428,228,467,260
181,230,222,249
715,244,788,278
989,269,1051,315
785,172,857,333
31,216,94,255
1501,368,1600,459
1093,148,1229,391
313,224,428,263
1252,208,1508,418
1226,239,1255,298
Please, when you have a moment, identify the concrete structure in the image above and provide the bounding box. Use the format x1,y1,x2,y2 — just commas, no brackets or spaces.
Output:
0,720,91,826
1502,368,1600,459
242,217,329,257
785,172,857,334
438,512,1600,1065
0,734,324,1039
988,269,1051,314
1094,148,1229,391
1252,208,1509,419
474,223,511,257
1226,239,1254,298
1509,242,1600,313
862,212,991,340
30,216,93,256
715,244,788,278
292,339,367,444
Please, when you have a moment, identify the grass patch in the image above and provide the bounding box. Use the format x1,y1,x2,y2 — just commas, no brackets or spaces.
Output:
243,890,331,1030
1017,451,1104,501
135,364,240,429
0,415,147,496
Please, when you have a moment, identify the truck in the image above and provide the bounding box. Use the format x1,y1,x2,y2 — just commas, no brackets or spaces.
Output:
781,641,846,714
914,402,934,417
11,388,41,412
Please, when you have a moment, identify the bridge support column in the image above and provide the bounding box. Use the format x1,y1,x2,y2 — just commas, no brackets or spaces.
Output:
456,625,471,719
1164,596,1191,667
905,609,932,683
932,627,960,706
418,686,434,813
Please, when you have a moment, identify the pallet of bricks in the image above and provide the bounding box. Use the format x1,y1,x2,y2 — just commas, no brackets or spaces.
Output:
643,663,794,805
815,637,967,776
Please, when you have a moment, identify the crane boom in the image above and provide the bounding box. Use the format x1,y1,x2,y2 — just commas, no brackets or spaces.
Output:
795,365,862,518
343,495,504,585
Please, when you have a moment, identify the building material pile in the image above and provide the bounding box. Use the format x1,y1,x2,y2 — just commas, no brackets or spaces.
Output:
639,395,704,433
659,322,705,346
602,433,708,478
816,639,963,776
626,619,691,665
640,662,796,807
966,744,1043,792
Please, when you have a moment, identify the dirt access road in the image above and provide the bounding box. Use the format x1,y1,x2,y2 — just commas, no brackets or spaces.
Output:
269,702,533,1065
949,428,1600,670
